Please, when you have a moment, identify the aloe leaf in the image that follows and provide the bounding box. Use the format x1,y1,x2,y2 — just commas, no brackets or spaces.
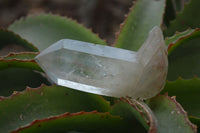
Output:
0,85,110,132
165,28,195,47
0,52,48,97
167,29,200,80
3,52,38,60
148,94,197,133
0,59,50,97
9,14,106,51
110,98,157,132
162,77,200,118
0,29,38,56
164,0,200,36
11,111,133,133
115,0,166,51
0,59,41,71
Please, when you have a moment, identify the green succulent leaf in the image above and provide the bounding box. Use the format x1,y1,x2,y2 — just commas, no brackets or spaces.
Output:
0,30,42,97
11,111,133,133
0,59,49,96
0,29,38,56
167,29,200,80
164,0,200,36
115,0,166,51
0,85,110,133
162,77,200,118
3,52,38,60
9,14,106,51
165,28,195,47
110,98,157,132
148,94,197,133
0,59,41,71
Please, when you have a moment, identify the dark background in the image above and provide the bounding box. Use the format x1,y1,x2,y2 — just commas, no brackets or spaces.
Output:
0,0,134,44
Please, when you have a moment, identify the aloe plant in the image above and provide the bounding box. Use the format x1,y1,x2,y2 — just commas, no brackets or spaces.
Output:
0,0,200,132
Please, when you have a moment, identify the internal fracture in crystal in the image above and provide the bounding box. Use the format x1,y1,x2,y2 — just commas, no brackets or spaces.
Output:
35,26,168,99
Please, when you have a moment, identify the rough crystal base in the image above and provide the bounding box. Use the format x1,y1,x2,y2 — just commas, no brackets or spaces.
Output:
35,26,168,99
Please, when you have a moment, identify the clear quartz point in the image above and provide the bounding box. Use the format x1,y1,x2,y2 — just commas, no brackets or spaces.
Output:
35,26,168,99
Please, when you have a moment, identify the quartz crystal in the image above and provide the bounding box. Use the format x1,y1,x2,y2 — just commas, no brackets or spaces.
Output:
35,26,168,99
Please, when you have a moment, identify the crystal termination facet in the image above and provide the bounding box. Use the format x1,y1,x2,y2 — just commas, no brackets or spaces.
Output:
35,26,168,99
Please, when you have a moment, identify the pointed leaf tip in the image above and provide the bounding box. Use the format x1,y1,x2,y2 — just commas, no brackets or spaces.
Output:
115,0,166,51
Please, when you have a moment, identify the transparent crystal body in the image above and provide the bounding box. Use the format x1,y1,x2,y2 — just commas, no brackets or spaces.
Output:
35,26,168,99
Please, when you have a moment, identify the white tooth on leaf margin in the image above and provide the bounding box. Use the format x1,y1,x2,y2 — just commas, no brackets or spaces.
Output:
35,26,168,99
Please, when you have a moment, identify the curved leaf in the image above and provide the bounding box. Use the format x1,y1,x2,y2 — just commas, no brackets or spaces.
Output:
0,85,110,132
0,59,42,72
3,52,38,60
164,0,200,36
0,29,38,56
148,94,197,133
167,28,200,80
110,98,157,132
9,14,106,51
12,111,133,133
162,77,200,118
0,59,49,96
115,0,166,51
165,28,195,47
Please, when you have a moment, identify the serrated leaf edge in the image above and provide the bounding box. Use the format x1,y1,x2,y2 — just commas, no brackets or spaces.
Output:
163,93,197,132
119,97,158,133
165,28,194,45
112,0,136,47
113,0,166,47
11,111,120,133
167,28,200,54
166,76,200,84
0,84,108,105
165,0,192,36
9,13,107,46
2,52,39,59
0,84,46,100
0,28,39,52
0,58,42,72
